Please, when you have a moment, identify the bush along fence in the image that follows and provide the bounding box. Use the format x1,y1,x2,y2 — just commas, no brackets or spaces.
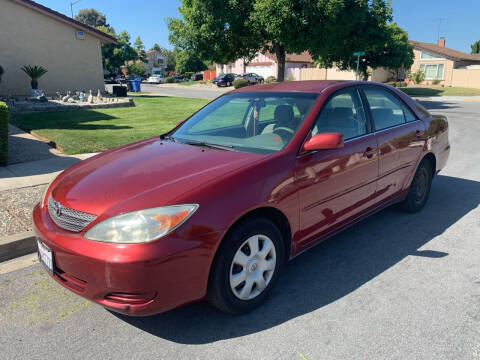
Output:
0,101,8,165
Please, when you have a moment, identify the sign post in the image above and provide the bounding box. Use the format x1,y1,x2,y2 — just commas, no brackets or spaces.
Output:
353,51,365,81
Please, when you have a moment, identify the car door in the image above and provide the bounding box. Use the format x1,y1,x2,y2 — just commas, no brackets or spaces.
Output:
361,86,426,204
295,87,378,248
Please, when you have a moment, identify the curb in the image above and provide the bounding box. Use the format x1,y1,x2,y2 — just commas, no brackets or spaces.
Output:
0,231,37,262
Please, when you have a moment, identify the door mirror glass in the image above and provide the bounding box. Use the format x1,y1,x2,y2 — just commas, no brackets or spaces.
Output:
303,133,344,151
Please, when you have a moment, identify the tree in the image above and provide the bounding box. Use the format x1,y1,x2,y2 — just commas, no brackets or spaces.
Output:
97,27,138,73
126,62,146,76
175,50,207,74
134,36,147,63
472,40,480,54
309,3,413,80
75,8,109,28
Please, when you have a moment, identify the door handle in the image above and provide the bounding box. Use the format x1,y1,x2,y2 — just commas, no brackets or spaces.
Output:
415,130,425,138
363,146,376,158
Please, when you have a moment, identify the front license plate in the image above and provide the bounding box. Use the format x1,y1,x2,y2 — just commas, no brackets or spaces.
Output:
37,240,53,274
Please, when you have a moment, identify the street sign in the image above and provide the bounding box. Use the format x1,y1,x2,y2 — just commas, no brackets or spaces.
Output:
353,51,366,56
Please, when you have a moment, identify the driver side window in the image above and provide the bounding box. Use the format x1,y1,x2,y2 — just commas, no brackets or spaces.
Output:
313,89,367,140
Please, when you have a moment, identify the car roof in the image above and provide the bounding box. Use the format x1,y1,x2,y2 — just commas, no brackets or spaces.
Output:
231,80,362,94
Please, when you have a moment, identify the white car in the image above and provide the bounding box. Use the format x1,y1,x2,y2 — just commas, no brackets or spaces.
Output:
146,75,165,84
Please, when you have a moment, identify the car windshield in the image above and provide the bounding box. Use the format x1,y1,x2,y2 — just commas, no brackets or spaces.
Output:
172,92,318,154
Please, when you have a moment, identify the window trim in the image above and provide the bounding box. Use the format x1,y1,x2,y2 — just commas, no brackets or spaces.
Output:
419,63,445,80
359,85,422,132
309,86,371,142
420,50,446,60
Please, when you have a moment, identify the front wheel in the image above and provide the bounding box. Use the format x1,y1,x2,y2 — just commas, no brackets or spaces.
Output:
400,159,433,213
207,218,284,314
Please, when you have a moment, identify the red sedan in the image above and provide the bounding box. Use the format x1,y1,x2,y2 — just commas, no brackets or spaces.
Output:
33,80,449,316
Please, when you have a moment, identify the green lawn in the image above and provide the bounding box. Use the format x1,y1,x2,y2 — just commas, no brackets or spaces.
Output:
178,81,199,86
11,96,208,155
399,87,480,97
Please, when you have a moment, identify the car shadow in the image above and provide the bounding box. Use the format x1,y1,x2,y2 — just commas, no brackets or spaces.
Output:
113,175,480,344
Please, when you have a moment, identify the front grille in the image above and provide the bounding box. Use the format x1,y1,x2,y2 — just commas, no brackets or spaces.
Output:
47,195,97,232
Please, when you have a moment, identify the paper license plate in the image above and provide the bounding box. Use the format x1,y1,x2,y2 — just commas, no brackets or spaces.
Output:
37,240,53,274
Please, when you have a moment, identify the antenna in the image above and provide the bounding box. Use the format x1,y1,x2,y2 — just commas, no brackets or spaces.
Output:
433,18,447,42
70,0,82,18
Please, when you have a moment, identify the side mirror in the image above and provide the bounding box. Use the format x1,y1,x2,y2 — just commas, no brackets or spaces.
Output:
303,133,344,152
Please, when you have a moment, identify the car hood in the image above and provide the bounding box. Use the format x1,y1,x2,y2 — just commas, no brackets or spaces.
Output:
51,138,264,216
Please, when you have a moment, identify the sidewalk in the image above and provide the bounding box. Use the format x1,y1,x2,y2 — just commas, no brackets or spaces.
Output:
0,125,96,261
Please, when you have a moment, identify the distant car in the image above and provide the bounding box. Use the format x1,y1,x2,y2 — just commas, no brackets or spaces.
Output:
216,73,236,87
172,75,185,83
34,80,449,316
242,73,264,85
146,75,165,84
191,73,204,81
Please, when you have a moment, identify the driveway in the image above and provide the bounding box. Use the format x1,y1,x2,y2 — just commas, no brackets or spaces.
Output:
1,99,479,359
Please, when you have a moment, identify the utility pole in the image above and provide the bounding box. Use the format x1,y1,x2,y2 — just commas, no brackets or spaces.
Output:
70,0,82,18
434,18,447,42
353,51,365,81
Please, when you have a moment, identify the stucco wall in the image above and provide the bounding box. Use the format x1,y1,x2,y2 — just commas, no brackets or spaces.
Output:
300,67,388,81
451,69,480,88
410,48,454,86
0,0,105,96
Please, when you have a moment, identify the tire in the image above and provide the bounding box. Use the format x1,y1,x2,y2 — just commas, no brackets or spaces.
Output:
227,81,232,87
207,217,285,314
400,159,433,213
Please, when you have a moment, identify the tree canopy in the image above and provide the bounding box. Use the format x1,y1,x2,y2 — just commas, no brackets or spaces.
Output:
168,0,413,81
75,8,113,32
175,50,207,74
472,40,480,54
97,27,139,73
134,36,147,63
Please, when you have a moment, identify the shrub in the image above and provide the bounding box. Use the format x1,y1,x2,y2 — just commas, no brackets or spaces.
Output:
126,62,146,76
0,102,8,165
165,77,174,83
408,69,425,85
20,65,47,89
285,76,295,82
198,80,207,84
233,79,249,89
432,79,441,85
265,76,277,83
0,65,4,83
184,72,194,78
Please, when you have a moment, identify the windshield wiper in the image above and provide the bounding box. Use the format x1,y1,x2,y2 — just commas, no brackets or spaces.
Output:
160,134,176,142
181,140,235,151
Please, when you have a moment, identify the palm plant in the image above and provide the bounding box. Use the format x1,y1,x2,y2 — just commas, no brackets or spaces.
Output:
21,65,48,89
0,65,4,84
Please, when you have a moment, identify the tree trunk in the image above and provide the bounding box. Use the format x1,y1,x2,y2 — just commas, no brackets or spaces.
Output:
274,43,286,82
243,60,247,74
31,79,38,89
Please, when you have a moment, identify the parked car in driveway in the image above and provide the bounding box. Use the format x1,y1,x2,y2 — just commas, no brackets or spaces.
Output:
191,73,204,81
34,80,449,316
146,75,165,84
242,73,264,85
171,75,185,83
216,73,236,87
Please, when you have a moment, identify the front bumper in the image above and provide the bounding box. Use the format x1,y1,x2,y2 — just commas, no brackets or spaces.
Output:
33,204,220,316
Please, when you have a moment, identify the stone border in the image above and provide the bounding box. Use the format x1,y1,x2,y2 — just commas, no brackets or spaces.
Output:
7,98,135,114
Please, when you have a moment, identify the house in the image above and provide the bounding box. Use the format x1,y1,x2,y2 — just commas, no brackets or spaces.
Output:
409,38,480,87
217,50,314,80
0,0,117,96
144,50,167,76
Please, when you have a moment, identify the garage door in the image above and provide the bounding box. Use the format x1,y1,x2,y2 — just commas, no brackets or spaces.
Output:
246,66,273,79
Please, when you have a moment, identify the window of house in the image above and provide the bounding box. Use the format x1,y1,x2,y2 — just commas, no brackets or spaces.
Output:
158,59,164,65
420,51,445,60
419,64,444,80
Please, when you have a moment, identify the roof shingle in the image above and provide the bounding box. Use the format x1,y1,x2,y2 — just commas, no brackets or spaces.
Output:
409,40,480,62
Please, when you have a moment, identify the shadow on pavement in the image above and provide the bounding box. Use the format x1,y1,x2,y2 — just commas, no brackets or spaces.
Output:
115,175,480,344
417,100,460,111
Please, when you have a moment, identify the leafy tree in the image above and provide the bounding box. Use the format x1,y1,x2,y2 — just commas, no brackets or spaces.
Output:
75,8,112,30
134,36,147,62
151,43,164,53
126,62,146,76
471,40,480,54
175,50,207,74
97,27,138,73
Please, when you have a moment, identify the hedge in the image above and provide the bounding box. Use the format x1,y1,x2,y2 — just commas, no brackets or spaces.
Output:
233,79,249,89
0,102,8,165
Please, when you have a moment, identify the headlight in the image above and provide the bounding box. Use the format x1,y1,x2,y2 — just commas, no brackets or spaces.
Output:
84,204,198,243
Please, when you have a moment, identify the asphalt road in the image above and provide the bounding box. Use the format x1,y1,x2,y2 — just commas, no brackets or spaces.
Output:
106,83,230,99
1,98,480,359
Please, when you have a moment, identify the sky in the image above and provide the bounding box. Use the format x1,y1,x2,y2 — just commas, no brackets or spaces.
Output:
38,0,479,53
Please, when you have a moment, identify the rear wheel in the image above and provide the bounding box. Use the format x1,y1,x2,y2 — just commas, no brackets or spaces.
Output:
208,218,284,314
400,159,433,213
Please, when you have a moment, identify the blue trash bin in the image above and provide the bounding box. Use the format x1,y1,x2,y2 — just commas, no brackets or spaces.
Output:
130,79,141,92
